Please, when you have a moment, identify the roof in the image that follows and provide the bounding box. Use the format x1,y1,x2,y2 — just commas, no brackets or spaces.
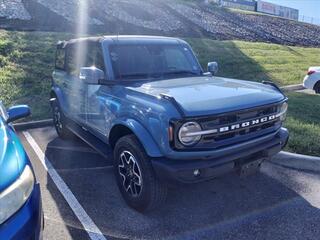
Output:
57,35,184,48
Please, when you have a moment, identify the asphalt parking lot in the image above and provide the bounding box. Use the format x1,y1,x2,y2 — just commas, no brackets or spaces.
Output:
18,126,320,240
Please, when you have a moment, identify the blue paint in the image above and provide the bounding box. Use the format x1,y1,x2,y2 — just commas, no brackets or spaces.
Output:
51,36,289,184
0,112,42,239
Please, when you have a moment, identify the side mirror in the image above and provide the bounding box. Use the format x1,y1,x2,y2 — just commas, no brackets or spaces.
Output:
7,105,31,123
207,62,219,76
79,67,105,85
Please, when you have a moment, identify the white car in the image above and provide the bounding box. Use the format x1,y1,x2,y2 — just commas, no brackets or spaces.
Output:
303,67,320,94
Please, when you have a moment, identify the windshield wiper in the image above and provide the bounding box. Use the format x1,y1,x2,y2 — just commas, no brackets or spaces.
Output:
119,71,200,80
162,70,199,76
120,73,150,80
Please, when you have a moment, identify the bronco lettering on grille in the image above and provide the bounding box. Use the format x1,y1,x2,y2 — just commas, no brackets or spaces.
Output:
219,115,277,133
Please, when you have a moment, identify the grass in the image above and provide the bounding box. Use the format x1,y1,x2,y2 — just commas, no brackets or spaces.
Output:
187,38,320,86
0,30,320,155
285,92,320,157
0,30,71,120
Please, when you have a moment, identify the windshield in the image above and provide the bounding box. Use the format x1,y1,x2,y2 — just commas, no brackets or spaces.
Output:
109,44,202,80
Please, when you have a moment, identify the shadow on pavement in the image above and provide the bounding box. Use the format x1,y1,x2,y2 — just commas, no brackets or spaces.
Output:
43,135,320,240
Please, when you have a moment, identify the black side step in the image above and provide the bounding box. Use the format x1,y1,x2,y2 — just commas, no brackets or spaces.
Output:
66,120,112,159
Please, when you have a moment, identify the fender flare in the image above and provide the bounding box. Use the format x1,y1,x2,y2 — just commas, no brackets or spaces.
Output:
112,119,163,158
50,86,67,113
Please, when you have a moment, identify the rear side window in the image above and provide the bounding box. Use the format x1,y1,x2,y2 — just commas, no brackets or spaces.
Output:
65,42,105,77
55,48,65,70
65,44,78,76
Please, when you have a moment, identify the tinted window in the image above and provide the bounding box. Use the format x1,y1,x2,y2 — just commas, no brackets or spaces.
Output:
66,44,80,76
66,42,105,77
109,44,201,80
85,44,105,71
55,48,65,70
164,48,192,70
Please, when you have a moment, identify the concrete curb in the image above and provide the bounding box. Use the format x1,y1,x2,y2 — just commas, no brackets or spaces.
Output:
13,119,53,131
269,151,320,173
280,84,305,92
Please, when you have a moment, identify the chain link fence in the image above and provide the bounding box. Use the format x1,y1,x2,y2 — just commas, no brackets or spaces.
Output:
299,15,320,26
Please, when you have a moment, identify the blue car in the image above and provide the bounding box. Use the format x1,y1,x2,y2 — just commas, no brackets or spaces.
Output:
0,101,43,239
51,36,289,212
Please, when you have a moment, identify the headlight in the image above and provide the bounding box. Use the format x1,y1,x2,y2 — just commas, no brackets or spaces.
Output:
278,102,288,121
178,122,202,146
0,165,34,224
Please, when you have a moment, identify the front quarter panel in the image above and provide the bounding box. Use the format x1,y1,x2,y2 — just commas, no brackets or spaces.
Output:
98,85,181,157
0,119,28,192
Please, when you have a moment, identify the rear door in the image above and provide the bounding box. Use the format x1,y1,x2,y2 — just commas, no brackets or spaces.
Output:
64,42,87,123
52,46,70,113
84,43,108,134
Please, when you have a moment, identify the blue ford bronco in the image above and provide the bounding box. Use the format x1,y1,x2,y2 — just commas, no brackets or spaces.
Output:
51,36,289,212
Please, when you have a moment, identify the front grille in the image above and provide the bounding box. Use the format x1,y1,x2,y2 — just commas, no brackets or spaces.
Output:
198,104,280,144
172,102,283,150
201,105,278,129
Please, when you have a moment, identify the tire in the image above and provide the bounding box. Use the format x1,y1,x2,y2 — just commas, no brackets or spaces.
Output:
113,135,167,212
314,81,320,94
51,100,74,139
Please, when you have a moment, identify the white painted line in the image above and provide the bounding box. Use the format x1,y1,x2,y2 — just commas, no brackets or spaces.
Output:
23,131,107,240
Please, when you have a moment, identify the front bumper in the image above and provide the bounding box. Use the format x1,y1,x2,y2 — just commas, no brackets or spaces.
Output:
152,128,289,183
0,183,43,240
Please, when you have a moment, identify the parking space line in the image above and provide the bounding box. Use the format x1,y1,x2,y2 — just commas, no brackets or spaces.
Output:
23,131,107,240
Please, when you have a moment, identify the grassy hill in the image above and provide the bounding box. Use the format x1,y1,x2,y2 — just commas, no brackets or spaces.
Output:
2,0,320,47
1,30,320,156
285,92,320,156
188,38,320,86
0,30,71,120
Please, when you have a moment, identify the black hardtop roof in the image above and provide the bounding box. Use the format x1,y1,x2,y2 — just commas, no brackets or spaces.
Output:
57,35,185,48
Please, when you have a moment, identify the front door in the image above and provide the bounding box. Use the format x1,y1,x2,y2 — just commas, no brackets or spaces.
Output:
65,42,91,124
84,43,109,136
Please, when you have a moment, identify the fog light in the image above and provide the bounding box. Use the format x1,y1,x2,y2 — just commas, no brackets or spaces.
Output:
193,169,201,177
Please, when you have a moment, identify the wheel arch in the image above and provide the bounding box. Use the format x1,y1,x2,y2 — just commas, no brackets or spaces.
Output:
313,80,320,91
50,86,60,100
50,86,67,113
109,120,163,158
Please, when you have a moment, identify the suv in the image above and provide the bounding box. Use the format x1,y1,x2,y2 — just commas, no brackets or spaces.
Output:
51,36,289,212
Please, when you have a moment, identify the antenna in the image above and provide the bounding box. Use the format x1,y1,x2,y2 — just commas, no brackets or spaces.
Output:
116,18,120,41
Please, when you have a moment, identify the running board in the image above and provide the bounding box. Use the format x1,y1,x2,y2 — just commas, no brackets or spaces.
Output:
66,120,112,159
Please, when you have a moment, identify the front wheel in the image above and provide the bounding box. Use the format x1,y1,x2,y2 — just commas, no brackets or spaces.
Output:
113,135,167,212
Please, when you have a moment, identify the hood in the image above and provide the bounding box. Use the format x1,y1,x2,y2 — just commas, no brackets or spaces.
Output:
128,76,285,117
0,120,27,192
